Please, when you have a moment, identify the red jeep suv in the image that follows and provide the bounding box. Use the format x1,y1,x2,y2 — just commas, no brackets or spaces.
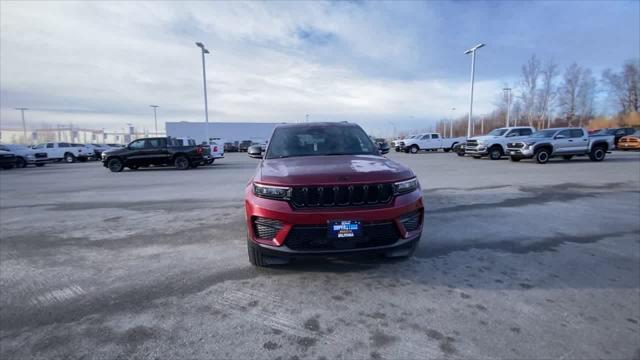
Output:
244,122,424,266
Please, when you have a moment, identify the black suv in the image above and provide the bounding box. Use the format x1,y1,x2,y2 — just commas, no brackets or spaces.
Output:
101,137,208,172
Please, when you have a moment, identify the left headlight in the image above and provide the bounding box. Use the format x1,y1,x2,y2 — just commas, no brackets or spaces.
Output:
394,177,419,195
253,182,291,200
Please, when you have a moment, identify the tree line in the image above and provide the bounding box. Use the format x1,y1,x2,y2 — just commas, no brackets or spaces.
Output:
428,56,640,138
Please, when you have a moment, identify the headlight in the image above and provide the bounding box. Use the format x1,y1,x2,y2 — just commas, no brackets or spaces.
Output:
26,155,34,159
394,177,419,195
253,183,291,200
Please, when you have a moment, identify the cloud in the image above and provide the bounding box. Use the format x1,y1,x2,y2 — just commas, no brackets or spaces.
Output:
0,1,638,134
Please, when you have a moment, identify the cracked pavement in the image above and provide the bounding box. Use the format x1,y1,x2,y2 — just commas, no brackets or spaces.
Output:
1,151,639,359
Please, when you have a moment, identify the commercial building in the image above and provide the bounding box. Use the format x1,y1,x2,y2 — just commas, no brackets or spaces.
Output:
165,121,285,144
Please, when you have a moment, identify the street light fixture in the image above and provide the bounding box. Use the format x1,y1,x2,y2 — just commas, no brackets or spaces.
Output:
503,88,512,127
464,43,485,138
149,105,159,136
15,107,28,145
196,42,211,144
450,107,456,138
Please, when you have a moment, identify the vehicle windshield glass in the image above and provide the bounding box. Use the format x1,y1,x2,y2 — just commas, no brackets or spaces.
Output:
530,129,558,138
633,130,640,136
266,125,378,159
488,129,508,136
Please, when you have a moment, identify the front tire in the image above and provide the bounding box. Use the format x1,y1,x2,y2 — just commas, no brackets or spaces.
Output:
384,239,418,259
535,148,551,164
410,145,419,154
15,157,27,168
107,158,124,172
589,146,606,161
489,146,503,160
64,153,76,163
174,155,190,170
247,238,289,267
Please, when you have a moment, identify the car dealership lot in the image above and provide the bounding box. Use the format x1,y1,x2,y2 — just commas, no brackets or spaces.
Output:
1,152,639,359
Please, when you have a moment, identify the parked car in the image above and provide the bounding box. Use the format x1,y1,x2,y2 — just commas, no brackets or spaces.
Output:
393,135,416,152
71,144,96,161
465,126,536,160
618,130,640,150
224,142,238,152
31,142,94,163
206,139,224,164
87,144,111,159
591,127,638,147
452,142,466,156
0,149,17,169
506,127,614,164
101,137,208,172
401,133,466,153
238,140,253,152
370,136,391,154
0,144,51,167
244,122,423,266
106,143,124,148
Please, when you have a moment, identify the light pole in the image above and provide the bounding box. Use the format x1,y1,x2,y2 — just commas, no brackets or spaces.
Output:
149,105,159,136
15,107,28,145
503,88,512,127
305,114,309,123
450,107,456,138
464,43,485,138
196,42,210,144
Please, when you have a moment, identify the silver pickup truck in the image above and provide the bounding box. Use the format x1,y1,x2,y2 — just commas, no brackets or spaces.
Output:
506,127,615,164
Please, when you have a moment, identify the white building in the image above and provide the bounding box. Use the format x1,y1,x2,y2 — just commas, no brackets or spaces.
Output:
165,121,285,144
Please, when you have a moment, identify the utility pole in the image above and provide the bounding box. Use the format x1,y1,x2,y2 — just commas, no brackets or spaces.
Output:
503,88,512,127
149,105,159,136
305,114,309,123
15,107,28,145
450,107,456,138
464,43,485,138
149,105,160,137
196,42,210,144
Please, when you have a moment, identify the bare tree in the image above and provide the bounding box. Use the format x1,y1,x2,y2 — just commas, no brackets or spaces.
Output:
519,54,541,127
602,59,640,114
558,63,583,126
576,68,596,126
536,60,558,128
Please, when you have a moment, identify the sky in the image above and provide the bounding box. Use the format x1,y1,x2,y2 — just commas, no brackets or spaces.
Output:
1,0,638,136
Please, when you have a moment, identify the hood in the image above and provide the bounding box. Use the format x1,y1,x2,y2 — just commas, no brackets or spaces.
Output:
257,155,414,185
469,135,503,142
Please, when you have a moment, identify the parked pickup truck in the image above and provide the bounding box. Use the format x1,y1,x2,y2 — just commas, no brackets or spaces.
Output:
101,137,208,172
506,127,614,164
31,142,95,163
401,133,466,153
0,144,52,167
465,126,536,160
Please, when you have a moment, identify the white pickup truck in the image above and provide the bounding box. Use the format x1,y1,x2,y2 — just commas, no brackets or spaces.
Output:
400,133,466,154
31,142,95,163
464,126,536,160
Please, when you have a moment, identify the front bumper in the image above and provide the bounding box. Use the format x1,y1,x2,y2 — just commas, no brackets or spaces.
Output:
618,142,640,150
464,145,488,155
245,187,424,255
506,147,534,157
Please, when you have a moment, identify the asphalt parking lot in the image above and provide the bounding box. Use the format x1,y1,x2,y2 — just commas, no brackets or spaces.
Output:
1,151,639,359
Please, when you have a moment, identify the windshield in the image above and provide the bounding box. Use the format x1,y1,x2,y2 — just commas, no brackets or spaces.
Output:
488,128,509,136
530,129,559,138
266,124,378,159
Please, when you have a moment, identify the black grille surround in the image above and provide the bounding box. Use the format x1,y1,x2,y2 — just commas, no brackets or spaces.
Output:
285,222,400,251
34,152,48,159
466,140,478,147
290,183,394,209
253,217,283,239
508,142,525,148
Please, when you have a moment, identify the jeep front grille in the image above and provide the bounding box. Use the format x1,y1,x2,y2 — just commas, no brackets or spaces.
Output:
290,184,393,208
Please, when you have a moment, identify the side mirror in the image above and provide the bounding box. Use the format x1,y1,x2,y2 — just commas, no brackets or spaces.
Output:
555,134,567,139
247,145,263,159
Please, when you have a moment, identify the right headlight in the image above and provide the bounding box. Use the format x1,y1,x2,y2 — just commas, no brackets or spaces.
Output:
394,177,419,195
253,182,291,200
